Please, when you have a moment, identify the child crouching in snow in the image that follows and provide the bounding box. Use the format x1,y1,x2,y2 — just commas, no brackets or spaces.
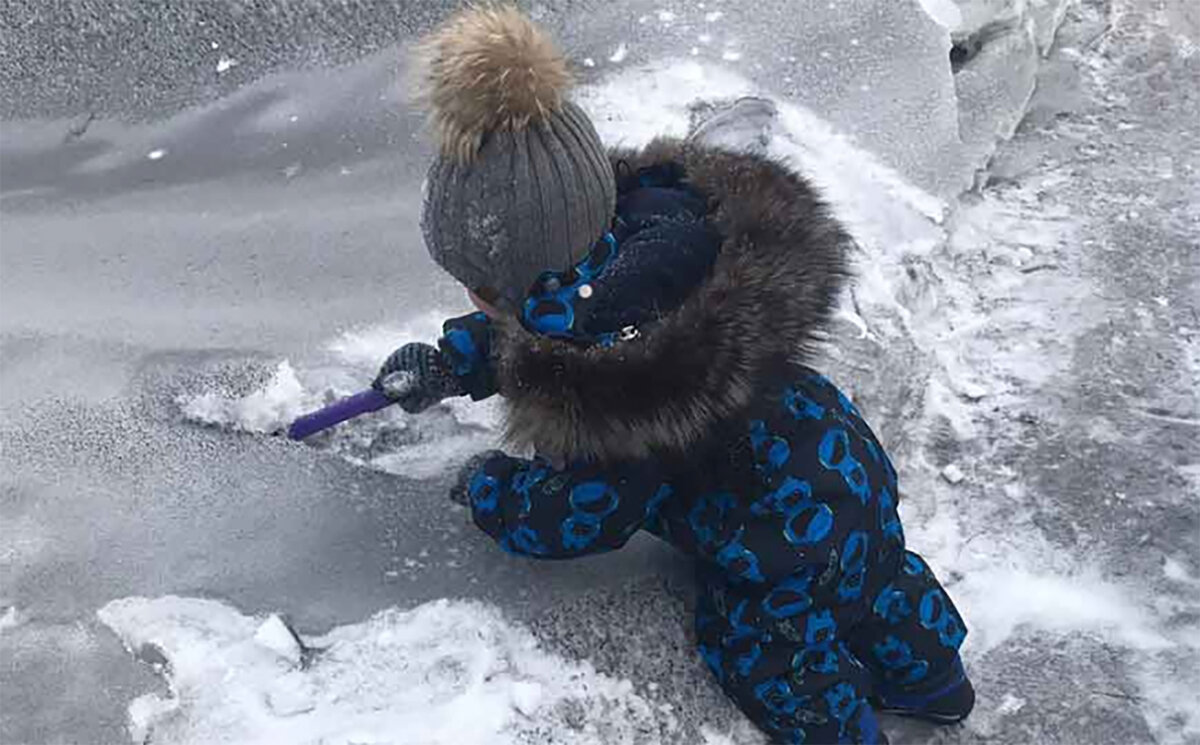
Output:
375,7,974,743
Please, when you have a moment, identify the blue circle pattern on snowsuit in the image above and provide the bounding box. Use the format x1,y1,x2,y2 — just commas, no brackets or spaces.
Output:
684,371,969,744
561,480,622,551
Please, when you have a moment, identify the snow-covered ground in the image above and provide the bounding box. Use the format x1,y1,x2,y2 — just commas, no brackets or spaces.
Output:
2,1,1197,744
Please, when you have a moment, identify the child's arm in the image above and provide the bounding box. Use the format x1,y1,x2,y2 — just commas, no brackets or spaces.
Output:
460,451,671,559
435,311,498,401
374,311,498,411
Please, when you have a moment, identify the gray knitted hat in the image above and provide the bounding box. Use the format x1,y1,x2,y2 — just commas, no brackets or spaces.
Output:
415,5,616,310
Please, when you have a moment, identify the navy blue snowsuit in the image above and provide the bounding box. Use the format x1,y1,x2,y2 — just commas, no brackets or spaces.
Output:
432,142,970,744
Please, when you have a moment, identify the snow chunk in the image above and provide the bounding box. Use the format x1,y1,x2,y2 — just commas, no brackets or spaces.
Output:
129,694,180,745
996,693,1026,715
253,615,302,666
609,43,628,63
941,463,966,484
1163,557,1194,584
146,149,166,161
216,57,238,74
182,360,317,434
98,596,660,745
0,606,20,632
509,680,543,717
917,0,963,29
957,381,989,400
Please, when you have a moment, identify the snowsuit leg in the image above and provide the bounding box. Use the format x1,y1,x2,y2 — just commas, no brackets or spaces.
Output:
695,586,886,745
845,551,971,715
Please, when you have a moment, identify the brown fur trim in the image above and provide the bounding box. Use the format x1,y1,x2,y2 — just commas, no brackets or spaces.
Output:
494,139,852,463
413,5,572,163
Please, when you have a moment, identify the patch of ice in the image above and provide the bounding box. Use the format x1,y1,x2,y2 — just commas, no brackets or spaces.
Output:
98,596,661,745
147,149,166,160
609,44,628,63
216,57,239,74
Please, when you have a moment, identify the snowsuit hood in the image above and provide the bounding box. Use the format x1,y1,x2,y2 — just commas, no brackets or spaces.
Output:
492,139,853,463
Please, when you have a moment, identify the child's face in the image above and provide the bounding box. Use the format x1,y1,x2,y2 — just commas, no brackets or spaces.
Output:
467,289,503,320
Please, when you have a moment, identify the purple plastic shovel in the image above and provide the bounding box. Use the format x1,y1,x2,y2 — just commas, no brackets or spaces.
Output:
286,388,393,440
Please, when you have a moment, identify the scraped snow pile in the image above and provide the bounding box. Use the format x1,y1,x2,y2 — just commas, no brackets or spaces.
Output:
178,311,505,479
98,596,663,745
182,360,320,435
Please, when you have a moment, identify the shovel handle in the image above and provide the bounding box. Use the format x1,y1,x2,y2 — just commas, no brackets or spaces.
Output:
287,388,393,440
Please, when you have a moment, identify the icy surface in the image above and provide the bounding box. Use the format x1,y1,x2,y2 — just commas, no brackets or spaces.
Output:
98,596,659,745
3,1,1199,744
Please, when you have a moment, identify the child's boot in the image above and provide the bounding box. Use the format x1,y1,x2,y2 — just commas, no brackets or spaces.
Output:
873,658,975,724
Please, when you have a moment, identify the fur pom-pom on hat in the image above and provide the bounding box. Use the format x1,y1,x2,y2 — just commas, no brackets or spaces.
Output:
414,4,616,310
416,4,574,162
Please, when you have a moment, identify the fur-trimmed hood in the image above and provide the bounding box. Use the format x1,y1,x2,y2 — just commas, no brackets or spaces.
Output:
492,139,851,463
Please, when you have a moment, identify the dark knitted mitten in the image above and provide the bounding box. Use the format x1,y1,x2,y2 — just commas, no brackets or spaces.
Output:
372,342,466,413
